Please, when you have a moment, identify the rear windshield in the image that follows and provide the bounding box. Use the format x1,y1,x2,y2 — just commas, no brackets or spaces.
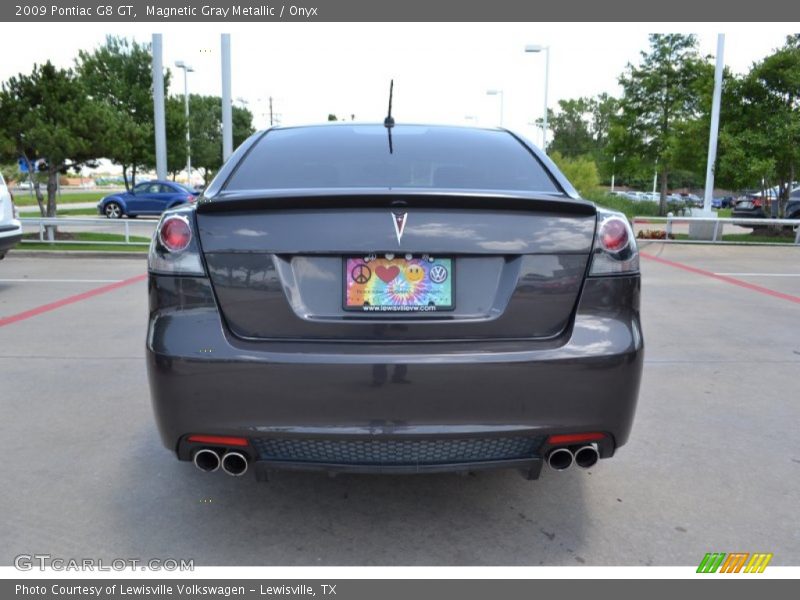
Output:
224,125,561,193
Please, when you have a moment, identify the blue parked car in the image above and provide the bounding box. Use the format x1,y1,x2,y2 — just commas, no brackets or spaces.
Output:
97,180,197,218
712,196,735,209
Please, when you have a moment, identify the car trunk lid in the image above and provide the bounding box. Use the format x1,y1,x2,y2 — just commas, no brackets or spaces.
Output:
196,191,596,341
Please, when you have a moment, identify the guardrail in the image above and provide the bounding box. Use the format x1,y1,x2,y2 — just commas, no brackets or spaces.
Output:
632,216,800,245
19,217,156,246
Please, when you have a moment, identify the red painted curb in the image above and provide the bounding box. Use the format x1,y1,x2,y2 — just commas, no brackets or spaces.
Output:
0,274,147,328
640,252,800,305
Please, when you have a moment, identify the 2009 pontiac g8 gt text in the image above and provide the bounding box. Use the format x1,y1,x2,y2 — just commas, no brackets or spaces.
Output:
146,124,643,481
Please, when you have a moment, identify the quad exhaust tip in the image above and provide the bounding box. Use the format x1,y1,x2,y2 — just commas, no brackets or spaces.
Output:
546,447,574,471
193,448,220,473
574,445,599,469
221,451,249,477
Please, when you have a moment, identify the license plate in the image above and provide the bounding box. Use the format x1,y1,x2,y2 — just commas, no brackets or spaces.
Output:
344,255,454,312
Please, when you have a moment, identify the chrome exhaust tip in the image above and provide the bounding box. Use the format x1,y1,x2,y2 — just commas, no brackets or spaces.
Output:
546,447,574,471
193,448,220,473
221,451,249,477
574,445,599,469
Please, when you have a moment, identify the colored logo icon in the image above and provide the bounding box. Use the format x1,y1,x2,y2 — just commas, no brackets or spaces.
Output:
429,265,448,284
696,552,773,573
351,264,371,284
406,264,425,282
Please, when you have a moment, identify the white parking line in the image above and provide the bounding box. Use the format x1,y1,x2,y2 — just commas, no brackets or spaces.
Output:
713,273,800,277
0,279,123,283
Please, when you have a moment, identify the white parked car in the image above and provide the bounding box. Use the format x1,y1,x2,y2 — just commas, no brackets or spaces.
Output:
0,173,23,259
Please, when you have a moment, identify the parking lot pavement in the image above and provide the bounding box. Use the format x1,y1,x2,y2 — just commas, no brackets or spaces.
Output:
0,246,798,566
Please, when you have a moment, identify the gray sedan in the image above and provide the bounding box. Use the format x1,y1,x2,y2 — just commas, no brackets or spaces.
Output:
146,124,643,481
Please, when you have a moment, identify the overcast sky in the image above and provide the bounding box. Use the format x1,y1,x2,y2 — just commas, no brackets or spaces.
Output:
0,22,796,147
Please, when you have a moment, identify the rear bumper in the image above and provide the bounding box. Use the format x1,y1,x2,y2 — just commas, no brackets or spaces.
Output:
146,274,643,475
732,208,766,219
0,223,23,254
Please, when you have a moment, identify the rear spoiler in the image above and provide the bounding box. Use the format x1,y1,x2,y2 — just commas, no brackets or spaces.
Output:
196,189,597,217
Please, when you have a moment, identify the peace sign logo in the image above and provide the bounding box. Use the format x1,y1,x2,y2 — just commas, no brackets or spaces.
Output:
351,263,372,285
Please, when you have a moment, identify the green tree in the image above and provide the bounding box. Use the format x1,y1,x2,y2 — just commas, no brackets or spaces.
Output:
165,96,188,179
547,98,595,157
0,163,20,184
550,151,600,196
76,36,167,190
0,61,117,218
610,34,711,214
548,93,620,182
185,94,255,185
718,35,800,217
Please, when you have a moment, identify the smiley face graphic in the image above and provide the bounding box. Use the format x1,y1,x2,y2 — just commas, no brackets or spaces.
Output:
405,263,425,283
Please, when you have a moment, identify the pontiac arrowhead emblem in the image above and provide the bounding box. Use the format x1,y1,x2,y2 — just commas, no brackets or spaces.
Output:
392,212,408,245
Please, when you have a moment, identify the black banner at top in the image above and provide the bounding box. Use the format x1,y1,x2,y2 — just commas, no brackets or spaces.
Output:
1,0,799,22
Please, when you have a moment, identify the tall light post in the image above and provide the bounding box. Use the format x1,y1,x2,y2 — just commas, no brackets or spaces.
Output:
611,155,616,193
702,34,725,214
175,61,194,184
151,34,167,180
221,33,233,162
486,89,504,126
524,44,550,152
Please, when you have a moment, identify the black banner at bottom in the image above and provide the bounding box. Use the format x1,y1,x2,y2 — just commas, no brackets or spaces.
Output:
3,579,796,600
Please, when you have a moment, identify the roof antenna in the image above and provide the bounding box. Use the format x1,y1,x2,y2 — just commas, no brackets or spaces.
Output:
384,79,395,154
384,79,395,128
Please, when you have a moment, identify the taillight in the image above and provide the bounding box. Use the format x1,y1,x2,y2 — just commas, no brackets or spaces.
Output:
753,198,762,208
158,215,192,253
186,194,196,203
148,209,205,276
598,217,629,252
589,212,639,276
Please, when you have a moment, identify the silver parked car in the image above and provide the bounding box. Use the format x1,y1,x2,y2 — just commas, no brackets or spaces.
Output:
0,174,23,259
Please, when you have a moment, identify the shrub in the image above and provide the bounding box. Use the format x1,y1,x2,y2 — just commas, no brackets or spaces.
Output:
549,152,600,197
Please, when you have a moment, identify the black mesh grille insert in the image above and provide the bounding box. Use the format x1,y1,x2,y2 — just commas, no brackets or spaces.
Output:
251,436,543,465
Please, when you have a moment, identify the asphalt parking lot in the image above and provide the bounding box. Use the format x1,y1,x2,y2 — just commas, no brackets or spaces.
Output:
1,244,798,566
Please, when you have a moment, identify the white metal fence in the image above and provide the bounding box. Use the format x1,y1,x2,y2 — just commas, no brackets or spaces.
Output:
632,216,800,245
19,217,157,246
17,215,800,248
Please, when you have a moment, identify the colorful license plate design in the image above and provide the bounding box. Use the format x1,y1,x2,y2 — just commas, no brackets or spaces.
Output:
344,255,454,312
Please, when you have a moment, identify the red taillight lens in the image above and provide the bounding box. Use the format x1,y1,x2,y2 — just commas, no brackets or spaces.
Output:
547,432,606,445
187,434,249,447
186,194,196,203
158,215,192,252
598,217,629,253
753,198,762,208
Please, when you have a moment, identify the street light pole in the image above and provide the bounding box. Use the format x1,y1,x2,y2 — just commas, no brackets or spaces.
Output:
151,34,167,180
703,34,725,213
486,89,504,126
611,155,616,193
524,44,550,152
221,33,233,162
175,61,194,184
